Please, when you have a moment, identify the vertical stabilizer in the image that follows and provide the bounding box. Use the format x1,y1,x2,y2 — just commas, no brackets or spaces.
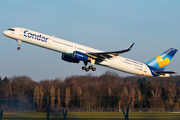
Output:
145,48,178,71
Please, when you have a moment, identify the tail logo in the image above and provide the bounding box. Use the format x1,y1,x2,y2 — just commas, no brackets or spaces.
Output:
156,55,170,68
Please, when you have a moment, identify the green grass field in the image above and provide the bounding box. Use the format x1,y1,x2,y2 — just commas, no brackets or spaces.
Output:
2,112,180,120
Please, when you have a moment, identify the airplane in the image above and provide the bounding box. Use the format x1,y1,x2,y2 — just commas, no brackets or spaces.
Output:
3,27,178,77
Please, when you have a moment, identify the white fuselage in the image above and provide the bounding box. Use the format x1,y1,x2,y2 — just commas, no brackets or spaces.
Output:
3,27,153,76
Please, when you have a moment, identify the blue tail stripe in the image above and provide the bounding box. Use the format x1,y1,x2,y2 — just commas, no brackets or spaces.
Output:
163,48,177,57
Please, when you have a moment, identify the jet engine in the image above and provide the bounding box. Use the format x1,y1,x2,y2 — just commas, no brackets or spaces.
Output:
73,51,89,61
61,53,80,63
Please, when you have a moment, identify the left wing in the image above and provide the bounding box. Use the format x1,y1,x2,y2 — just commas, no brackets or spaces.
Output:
87,43,134,60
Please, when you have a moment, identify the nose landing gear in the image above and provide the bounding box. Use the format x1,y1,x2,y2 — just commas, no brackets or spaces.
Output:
17,47,21,50
17,40,21,50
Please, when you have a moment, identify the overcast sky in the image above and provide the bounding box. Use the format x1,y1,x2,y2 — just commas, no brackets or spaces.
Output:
0,0,179,81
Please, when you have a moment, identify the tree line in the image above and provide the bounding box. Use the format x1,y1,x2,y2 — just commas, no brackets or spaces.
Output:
0,71,180,111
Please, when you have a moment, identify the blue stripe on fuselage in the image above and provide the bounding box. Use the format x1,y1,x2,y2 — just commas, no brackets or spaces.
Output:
146,65,160,77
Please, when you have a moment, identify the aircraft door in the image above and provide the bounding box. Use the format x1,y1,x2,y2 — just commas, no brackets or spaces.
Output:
48,38,52,44
119,59,122,64
19,29,24,37
144,66,148,73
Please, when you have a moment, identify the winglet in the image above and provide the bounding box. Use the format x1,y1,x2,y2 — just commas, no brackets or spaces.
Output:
127,43,135,51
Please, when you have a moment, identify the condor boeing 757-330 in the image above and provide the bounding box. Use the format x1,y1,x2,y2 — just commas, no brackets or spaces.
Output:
3,27,178,77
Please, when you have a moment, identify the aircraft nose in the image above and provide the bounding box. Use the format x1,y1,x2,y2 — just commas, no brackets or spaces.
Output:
3,31,7,36
3,30,10,37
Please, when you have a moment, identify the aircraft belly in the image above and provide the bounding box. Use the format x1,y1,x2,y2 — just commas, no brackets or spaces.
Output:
99,58,154,76
98,59,140,75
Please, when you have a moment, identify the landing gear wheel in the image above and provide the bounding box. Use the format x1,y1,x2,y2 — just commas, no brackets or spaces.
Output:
92,67,96,71
82,66,86,70
85,68,89,72
17,47,21,50
89,66,93,69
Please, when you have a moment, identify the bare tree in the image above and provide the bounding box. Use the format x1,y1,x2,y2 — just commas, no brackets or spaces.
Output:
137,89,142,108
108,87,112,108
33,85,40,108
65,87,71,108
50,85,55,108
165,83,177,107
77,86,82,107
39,86,44,108
175,86,180,108
149,82,163,108
129,83,136,109
57,88,61,107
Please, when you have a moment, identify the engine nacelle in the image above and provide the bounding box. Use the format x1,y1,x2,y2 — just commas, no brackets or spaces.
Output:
73,51,89,61
62,53,80,63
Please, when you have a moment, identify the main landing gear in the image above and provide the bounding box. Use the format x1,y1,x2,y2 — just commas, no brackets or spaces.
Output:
82,61,96,72
82,66,96,72
17,40,21,50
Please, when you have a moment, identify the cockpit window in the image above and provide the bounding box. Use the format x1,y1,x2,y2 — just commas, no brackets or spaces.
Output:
8,28,15,31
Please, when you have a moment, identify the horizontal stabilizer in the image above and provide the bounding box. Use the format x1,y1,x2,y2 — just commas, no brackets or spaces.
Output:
154,71,177,75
